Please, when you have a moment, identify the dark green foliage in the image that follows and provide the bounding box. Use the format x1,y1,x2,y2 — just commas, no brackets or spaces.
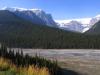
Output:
0,44,62,75
1,25,100,49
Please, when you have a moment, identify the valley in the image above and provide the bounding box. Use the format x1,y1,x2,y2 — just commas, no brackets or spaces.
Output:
0,6,100,75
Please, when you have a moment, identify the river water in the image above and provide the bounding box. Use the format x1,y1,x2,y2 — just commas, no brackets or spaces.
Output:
10,49,100,61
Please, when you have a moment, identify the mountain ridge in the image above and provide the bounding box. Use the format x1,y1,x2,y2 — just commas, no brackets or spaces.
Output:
1,7,100,33
55,15,100,32
2,7,57,27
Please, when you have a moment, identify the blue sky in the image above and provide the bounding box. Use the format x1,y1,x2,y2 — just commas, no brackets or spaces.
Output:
0,0,100,20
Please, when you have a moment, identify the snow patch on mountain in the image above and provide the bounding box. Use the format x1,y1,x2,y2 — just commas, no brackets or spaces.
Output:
55,16,100,33
55,18,91,32
2,7,56,27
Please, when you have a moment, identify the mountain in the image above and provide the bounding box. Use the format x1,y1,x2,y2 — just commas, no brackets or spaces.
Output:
85,21,100,35
2,7,57,27
56,20,84,32
2,7,100,33
89,15,100,25
56,15,100,33
0,10,38,35
85,15,100,35
0,10,24,23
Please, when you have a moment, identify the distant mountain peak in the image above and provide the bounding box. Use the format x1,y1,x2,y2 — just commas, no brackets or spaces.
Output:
1,7,56,27
55,16,100,33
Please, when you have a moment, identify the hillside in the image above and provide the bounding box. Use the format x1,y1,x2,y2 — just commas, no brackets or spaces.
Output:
3,7,57,27
85,21,100,35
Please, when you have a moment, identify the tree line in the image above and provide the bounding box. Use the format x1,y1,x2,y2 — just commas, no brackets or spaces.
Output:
0,20,100,49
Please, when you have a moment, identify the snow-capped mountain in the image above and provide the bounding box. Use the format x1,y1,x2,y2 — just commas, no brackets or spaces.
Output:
55,16,100,33
57,20,84,32
55,18,91,32
1,7,100,33
2,7,56,27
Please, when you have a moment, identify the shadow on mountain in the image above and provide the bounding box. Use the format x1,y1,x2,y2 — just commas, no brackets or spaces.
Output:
61,68,80,75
